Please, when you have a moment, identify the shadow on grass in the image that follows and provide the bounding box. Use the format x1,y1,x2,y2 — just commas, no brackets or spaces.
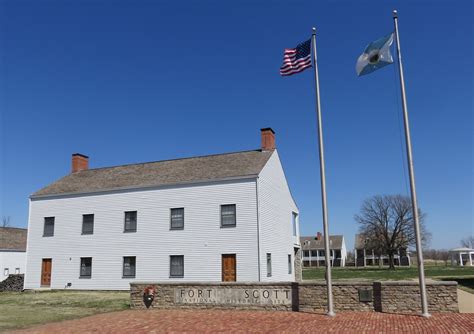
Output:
439,277,474,294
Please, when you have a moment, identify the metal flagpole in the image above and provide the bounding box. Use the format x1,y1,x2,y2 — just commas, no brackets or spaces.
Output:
311,27,335,317
392,10,430,318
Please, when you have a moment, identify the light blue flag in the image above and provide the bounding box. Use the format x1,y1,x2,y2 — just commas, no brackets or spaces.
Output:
356,33,394,76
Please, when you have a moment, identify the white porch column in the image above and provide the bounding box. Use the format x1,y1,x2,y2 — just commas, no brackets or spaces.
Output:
459,253,463,266
470,252,473,266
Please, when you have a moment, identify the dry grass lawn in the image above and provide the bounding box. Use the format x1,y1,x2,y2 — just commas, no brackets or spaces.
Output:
0,290,129,332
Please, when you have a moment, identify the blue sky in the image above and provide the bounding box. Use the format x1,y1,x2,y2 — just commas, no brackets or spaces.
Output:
1,0,472,250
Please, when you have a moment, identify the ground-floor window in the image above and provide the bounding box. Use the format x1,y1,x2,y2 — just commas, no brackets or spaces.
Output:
3,268,8,276
170,255,184,278
266,253,272,277
80,257,92,278
123,257,136,278
288,254,292,274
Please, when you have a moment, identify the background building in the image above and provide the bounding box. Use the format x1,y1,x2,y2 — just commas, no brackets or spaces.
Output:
449,247,474,266
300,233,347,267
24,128,301,290
354,234,410,267
0,227,27,281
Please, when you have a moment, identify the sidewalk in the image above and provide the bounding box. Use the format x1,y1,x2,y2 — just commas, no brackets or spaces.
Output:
11,310,474,334
458,289,474,313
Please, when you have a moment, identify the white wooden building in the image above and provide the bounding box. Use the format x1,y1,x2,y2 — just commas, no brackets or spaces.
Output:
24,128,301,290
449,247,474,266
354,234,411,267
301,233,347,267
0,227,27,281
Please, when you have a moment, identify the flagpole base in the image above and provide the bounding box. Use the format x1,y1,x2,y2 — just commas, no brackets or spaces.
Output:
327,311,336,317
421,312,431,318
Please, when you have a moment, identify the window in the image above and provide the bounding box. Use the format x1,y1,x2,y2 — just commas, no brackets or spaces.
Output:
170,208,184,230
266,253,272,277
292,212,298,236
3,268,8,276
170,255,184,278
288,254,292,274
124,211,137,232
303,250,310,257
311,250,318,257
43,217,55,237
82,214,94,235
123,257,136,278
319,250,325,257
15,268,20,274
221,204,236,227
80,257,92,278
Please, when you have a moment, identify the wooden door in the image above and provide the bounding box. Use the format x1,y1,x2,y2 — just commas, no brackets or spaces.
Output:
222,254,236,282
41,259,52,287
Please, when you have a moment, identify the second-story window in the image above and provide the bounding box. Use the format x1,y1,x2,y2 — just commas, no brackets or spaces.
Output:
82,214,94,235
80,257,92,278
124,211,137,232
221,204,236,227
170,208,184,230
43,217,55,237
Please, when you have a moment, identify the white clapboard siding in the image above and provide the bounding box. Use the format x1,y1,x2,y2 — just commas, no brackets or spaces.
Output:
258,150,299,281
25,179,259,290
0,251,26,281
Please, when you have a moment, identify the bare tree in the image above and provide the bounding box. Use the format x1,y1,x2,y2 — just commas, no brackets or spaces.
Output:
355,194,431,270
460,236,474,249
2,216,11,228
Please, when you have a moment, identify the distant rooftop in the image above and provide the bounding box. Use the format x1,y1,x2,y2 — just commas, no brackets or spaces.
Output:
300,235,344,250
0,227,27,251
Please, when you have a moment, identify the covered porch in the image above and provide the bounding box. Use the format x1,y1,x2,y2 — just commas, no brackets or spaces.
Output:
449,247,474,266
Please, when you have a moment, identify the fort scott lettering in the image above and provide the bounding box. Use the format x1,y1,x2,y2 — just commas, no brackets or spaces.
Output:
175,288,292,305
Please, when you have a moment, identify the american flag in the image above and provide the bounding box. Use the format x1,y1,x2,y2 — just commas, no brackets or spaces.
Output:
280,39,312,76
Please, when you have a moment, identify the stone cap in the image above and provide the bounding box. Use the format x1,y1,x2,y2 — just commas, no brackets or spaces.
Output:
299,280,373,286
375,280,458,286
131,281,296,286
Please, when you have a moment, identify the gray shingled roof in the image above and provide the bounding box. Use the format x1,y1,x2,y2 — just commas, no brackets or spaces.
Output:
32,150,273,198
0,227,27,251
300,235,344,250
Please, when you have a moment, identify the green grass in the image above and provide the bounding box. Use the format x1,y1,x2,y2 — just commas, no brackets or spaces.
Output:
0,290,129,332
302,265,474,281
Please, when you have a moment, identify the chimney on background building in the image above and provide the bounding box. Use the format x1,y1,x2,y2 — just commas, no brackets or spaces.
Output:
261,128,275,151
316,232,322,241
72,153,89,173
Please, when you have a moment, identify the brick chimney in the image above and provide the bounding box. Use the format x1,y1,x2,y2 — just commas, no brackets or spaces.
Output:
316,232,322,241
72,153,89,173
260,128,275,151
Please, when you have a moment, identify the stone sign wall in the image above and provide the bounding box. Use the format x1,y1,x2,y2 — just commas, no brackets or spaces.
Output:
130,280,458,314
131,282,297,311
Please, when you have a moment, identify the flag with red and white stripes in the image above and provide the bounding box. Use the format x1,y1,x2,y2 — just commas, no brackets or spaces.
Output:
280,39,312,76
